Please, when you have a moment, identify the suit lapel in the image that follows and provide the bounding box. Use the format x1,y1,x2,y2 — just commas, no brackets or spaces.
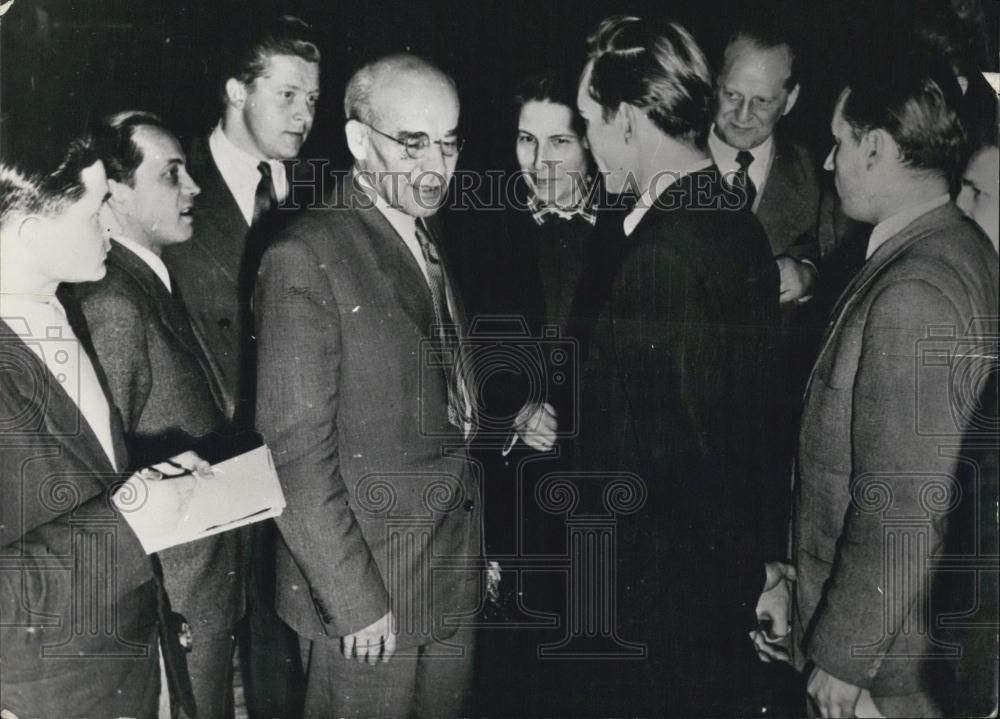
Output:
757,136,809,249
107,241,202,355
186,138,248,284
0,319,120,478
347,184,436,330
805,204,957,395
106,241,228,417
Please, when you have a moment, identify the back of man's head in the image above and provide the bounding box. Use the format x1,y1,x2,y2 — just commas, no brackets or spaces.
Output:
93,111,169,186
220,15,321,108
583,15,712,148
843,49,966,182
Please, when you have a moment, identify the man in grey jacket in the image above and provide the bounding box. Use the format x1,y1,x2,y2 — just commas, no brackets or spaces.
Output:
775,50,998,717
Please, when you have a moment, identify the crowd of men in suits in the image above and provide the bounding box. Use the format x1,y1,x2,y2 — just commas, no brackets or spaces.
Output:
1,8,997,719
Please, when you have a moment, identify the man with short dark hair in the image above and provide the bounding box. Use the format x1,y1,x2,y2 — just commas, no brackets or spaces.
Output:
70,111,240,718
0,143,201,718
255,53,481,718
573,15,781,715
786,51,998,718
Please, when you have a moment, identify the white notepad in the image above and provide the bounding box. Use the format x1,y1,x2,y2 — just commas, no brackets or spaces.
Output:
114,445,285,554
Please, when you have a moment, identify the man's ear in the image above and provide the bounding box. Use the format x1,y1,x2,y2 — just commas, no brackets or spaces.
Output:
106,178,131,208
617,103,635,144
344,119,369,163
862,128,889,170
225,78,247,109
15,214,44,247
782,83,801,116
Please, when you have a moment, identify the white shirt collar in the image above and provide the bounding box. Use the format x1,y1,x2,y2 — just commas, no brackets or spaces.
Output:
623,157,715,237
866,194,951,260
708,125,775,201
113,236,172,292
208,124,289,226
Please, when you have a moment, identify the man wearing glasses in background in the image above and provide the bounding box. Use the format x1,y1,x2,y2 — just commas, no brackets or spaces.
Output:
254,53,481,718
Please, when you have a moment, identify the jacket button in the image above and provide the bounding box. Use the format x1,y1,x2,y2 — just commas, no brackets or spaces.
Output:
463,500,475,512
218,317,231,329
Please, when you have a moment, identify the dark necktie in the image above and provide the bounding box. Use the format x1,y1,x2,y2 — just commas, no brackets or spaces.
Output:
252,161,278,227
735,150,758,210
415,221,469,433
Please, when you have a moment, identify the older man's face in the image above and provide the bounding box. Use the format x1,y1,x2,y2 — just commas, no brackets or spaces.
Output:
714,39,798,150
360,73,460,218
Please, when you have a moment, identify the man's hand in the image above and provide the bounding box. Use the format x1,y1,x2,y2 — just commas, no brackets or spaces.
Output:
807,665,862,718
341,610,396,665
749,561,796,663
513,402,557,452
114,451,214,532
776,255,817,304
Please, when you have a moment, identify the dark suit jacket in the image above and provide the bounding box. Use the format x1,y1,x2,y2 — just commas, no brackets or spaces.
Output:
163,136,292,425
572,166,782,709
792,203,999,711
72,240,243,637
0,317,159,717
255,178,481,650
756,134,821,262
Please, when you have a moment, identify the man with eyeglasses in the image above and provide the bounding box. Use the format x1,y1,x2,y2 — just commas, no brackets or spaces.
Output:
254,53,481,718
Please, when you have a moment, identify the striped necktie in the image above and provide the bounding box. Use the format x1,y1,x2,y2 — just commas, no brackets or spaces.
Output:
414,222,471,434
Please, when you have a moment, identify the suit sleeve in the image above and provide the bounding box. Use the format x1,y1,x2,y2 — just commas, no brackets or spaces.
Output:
255,236,389,637
79,291,151,434
1,446,152,631
807,280,962,691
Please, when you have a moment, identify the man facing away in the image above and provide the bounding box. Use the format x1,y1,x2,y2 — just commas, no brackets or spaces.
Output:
784,50,998,718
69,111,240,719
570,15,782,716
254,53,482,718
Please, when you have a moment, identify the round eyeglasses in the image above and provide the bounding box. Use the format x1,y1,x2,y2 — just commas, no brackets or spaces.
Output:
355,119,465,160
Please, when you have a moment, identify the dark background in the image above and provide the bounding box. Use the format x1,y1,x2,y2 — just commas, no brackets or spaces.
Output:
1,0,997,176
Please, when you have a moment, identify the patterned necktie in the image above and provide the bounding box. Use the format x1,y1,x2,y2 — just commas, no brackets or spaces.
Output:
735,150,758,210
252,161,278,227
414,222,469,433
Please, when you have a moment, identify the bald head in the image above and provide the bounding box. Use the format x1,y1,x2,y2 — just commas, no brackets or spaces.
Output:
344,53,456,126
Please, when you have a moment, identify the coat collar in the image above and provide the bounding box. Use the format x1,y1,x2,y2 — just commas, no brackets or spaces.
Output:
808,203,964,389
0,317,126,480
183,136,249,283
342,179,439,332
107,241,203,356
